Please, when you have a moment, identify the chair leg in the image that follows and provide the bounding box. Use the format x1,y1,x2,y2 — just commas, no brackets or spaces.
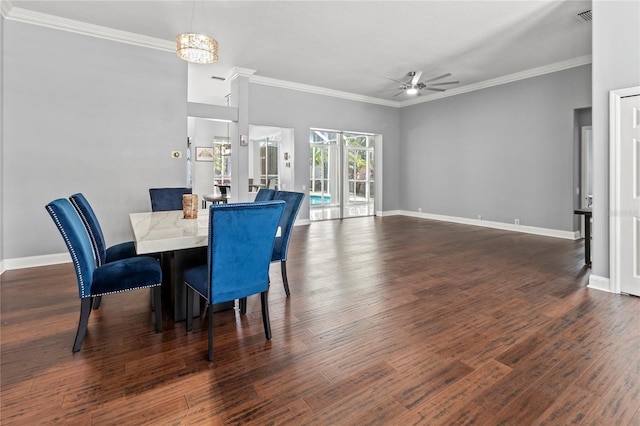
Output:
93,295,102,309
153,285,162,332
208,304,214,361
150,288,155,311
261,291,272,340
239,297,247,315
186,285,193,332
73,297,93,352
281,260,291,297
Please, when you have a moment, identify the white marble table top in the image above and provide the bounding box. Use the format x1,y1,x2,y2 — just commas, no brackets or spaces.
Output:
129,209,210,254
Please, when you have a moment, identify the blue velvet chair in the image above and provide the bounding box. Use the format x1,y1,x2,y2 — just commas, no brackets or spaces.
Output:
271,190,305,297
69,193,141,309
184,201,285,361
45,198,163,352
69,193,138,266
149,187,192,211
253,188,276,201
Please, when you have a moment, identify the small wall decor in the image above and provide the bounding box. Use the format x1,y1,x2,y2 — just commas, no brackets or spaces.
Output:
195,147,214,161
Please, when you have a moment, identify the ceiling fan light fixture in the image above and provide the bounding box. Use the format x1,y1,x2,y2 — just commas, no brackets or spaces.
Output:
176,33,218,64
406,87,418,95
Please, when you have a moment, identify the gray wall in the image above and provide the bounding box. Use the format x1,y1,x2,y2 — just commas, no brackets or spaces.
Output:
399,65,591,231
248,84,401,220
2,21,187,259
592,0,640,278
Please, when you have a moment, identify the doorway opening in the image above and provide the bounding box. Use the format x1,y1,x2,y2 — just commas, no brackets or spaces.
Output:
309,129,376,221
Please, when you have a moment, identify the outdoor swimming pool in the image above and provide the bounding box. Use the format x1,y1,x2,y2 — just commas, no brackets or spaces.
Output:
309,194,331,205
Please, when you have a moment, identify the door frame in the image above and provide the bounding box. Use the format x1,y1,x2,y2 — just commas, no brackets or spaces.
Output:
609,86,640,294
580,125,593,237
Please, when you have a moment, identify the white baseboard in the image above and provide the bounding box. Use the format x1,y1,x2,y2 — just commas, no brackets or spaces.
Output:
1,253,71,274
377,210,403,217
0,211,581,274
587,275,614,293
395,210,579,240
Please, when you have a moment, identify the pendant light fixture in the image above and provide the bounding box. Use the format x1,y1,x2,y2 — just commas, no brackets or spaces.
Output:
176,2,218,64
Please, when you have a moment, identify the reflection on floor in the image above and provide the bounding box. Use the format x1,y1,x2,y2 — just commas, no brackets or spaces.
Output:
310,203,375,221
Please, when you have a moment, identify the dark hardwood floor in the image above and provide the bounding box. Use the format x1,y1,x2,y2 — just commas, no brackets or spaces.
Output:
2,216,639,425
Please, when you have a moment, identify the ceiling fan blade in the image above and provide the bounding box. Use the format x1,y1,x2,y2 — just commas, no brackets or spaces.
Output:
410,71,423,86
392,91,406,97
424,73,452,83
429,81,460,86
385,77,407,84
424,87,447,92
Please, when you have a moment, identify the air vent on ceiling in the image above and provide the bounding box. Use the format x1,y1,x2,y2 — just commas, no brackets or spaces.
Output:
576,10,592,22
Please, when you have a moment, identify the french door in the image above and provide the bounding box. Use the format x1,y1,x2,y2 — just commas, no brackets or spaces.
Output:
309,129,375,221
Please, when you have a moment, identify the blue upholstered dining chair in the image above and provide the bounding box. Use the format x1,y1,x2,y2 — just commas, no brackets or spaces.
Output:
45,198,163,352
253,188,276,201
270,190,305,297
184,201,285,361
69,193,140,309
69,193,138,266
149,187,192,211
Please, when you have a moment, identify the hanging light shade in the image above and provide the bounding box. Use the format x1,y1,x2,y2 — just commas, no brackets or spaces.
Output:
176,33,218,64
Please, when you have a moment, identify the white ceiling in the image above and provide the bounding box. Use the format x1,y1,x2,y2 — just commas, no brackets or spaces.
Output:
7,1,592,104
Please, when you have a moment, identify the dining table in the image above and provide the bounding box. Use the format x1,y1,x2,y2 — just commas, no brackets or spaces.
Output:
129,208,232,321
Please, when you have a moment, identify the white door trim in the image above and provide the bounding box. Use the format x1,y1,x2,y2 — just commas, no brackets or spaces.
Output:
609,86,640,294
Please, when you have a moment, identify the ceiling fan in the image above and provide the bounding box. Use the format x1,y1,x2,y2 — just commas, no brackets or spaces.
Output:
388,71,460,97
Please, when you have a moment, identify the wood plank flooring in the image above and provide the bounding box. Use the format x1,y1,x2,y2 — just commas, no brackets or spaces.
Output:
2,216,639,425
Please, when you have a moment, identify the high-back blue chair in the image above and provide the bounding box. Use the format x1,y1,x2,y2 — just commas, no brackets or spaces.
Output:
45,198,163,352
149,187,192,211
70,193,141,309
184,201,285,361
69,193,137,267
271,190,305,296
254,188,276,202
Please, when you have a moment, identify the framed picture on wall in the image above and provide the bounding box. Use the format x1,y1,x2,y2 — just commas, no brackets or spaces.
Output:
195,147,214,162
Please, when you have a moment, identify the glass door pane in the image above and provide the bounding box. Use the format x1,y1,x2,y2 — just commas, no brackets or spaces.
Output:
344,133,374,218
310,130,340,220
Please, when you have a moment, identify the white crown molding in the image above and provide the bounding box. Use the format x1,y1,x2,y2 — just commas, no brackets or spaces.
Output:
225,67,257,82
5,6,174,52
3,4,592,108
1,0,13,18
250,75,399,108
399,55,593,108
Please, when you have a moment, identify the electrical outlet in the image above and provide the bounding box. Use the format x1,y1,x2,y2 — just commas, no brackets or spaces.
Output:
477,215,482,220
171,151,182,158
418,208,422,213
302,185,306,190
515,219,520,225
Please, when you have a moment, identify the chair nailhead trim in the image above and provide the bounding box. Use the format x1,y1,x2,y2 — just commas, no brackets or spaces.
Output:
47,206,88,297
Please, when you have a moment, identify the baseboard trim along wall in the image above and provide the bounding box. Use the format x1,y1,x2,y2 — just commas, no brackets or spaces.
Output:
587,275,614,293
0,211,583,273
0,218,312,274
392,210,579,240
1,253,71,274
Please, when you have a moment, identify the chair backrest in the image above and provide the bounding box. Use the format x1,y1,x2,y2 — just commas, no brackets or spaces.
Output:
45,198,96,298
271,191,305,261
208,201,285,304
254,188,276,201
69,193,107,266
149,187,192,211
